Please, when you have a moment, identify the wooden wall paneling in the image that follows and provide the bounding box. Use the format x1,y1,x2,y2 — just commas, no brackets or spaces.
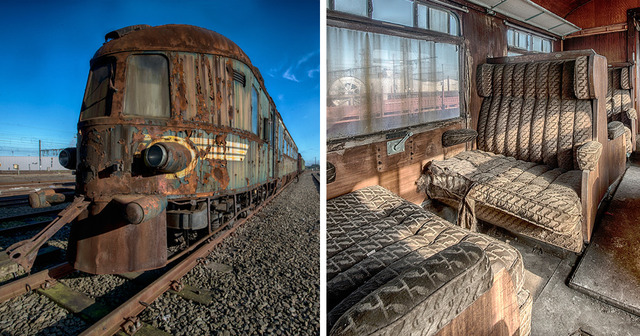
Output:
326,123,464,203
461,9,507,130
565,0,640,29
563,31,628,63
435,269,520,336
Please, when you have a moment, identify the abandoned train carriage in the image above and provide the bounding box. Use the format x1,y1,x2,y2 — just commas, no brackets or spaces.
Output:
327,1,640,335
51,24,302,274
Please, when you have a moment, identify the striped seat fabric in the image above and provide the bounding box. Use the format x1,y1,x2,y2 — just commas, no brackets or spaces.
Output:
425,55,602,252
327,185,532,336
606,66,636,154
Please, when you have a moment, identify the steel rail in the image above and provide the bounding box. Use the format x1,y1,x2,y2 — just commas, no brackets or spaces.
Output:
80,177,294,336
0,262,74,303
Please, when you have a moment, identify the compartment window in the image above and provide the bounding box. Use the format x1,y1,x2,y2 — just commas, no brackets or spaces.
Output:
327,27,461,139
123,54,170,118
507,27,553,54
331,0,461,37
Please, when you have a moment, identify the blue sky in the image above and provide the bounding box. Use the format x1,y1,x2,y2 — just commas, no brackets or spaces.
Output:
0,0,320,163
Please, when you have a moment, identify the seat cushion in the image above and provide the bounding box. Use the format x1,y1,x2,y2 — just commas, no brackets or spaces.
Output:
327,185,526,332
428,150,582,235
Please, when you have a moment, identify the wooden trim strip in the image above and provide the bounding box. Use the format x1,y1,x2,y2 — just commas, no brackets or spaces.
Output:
564,23,627,39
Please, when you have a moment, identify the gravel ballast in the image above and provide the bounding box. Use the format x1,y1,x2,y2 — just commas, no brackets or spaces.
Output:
141,173,320,335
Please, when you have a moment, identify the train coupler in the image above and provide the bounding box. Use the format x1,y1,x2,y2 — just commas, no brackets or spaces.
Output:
5,197,90,273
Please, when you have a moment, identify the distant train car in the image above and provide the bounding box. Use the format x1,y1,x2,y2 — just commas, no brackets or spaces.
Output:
49,24,301,274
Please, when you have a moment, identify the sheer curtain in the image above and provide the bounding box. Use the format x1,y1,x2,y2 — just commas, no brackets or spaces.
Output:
327,27,460,139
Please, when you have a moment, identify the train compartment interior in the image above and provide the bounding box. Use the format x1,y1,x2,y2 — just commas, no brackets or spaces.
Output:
326,1,640,335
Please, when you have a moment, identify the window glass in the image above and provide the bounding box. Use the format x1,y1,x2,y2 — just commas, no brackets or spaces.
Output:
531,36,542,52
327,27,460,139
372,0,412,26
81,61,114,120
251,87,259,135
449,14,459,36
417,4,427,29
334,0,367,16
517,32,528,49
507,28,552,53
124,55,169,118
429,8,449,33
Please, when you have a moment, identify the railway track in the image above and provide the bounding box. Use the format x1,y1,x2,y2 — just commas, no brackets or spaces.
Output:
0,178,299,336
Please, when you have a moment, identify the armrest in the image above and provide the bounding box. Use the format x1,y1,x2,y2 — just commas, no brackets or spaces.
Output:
329,242,493,336
442,129,478,148
626,107,637,121
608,121,625,140
577,141,603,171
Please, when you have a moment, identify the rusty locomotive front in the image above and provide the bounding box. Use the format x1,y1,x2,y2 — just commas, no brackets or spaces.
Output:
16,24,303,274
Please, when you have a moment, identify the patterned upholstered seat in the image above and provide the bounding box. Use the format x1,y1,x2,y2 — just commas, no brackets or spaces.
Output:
422,53,611,252
606,65,637,154
327,185,532,336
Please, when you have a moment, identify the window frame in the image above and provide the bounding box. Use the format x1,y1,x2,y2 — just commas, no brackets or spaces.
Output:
327,3,466,142
506,26,554,55
328,0,461,36
80,57,117,120
122,53,171,119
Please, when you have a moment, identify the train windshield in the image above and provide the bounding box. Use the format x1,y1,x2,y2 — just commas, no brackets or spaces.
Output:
123,54,170,118
80,61,115,120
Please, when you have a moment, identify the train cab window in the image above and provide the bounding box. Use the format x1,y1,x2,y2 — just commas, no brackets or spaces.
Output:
251,86,259,135
123,55,170,118
81,61,115,120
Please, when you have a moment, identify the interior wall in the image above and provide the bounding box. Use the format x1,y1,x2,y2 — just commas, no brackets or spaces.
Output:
463,8,508,130
563,31,628,63
565,0,640,29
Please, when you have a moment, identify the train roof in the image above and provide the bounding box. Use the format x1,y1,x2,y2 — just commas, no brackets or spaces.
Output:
93,24,252,66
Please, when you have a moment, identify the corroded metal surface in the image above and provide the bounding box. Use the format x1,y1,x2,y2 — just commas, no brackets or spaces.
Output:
79,175,293,336
6,198,90,273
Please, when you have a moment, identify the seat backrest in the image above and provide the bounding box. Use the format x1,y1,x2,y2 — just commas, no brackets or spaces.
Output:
476,56,596,171
607,66,633,126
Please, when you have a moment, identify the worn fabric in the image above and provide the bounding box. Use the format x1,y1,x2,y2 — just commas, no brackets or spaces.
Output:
608,121,626,139
433,194,584,252
476,60,593,171
327,185,529,333
427,150,583,235
607,67,635,155
518,289,533,336
576,141,603,171
329,242,492,336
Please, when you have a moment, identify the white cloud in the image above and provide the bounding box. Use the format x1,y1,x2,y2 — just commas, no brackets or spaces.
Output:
283,67,299,82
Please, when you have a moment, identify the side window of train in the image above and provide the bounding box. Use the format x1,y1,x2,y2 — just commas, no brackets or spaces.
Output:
327,0,462,140
251,86,259,135
507,27,553,55
123,54,170,118
81,58,116,120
